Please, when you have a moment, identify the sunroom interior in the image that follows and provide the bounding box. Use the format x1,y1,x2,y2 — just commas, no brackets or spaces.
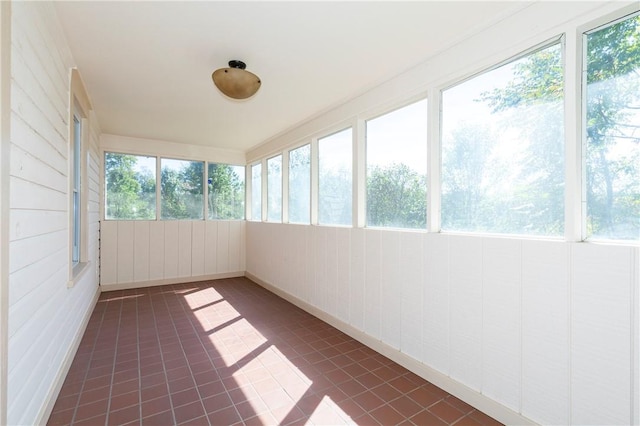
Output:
0,1,639,425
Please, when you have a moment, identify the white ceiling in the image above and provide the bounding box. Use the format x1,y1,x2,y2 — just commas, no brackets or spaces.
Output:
54,1,530,153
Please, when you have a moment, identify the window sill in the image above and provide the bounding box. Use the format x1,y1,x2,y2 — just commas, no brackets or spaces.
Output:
68,261,91,288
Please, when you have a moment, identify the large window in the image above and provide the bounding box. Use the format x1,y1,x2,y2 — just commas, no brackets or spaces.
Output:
366,99,428,229
288,144,311,224
267,155,282,222
441,42,564,236
318,128,353,226
208,163,245,220
105,153,156,220
161,158,203,220
585,13,640,241
251,163,262,221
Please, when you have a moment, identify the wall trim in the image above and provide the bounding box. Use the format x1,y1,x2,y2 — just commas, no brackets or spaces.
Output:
245,271,537,426
35,285,101,425
100,271,245,292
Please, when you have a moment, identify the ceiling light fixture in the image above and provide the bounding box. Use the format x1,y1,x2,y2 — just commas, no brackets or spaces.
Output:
212,60,261,100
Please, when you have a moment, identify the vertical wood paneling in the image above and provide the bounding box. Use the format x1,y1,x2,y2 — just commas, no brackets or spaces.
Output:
133,221,149,282
380,230,401,349
400,231,423,360
148,221,164,281
335,228,350,323
481,237,521,412
349,228,365,331
100,222,118,286
521,240,569,426
423,233,449,374
204,221,218,275
448,235,483,391
191,221,205,277
364,229,381,339
228,221,242,272
116,222,134,283
571,243,632,425
163,221,179,279
177,221,192,277
325,227,338,317
216,220,229,273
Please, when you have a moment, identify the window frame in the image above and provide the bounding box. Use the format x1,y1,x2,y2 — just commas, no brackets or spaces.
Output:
68,69,91,285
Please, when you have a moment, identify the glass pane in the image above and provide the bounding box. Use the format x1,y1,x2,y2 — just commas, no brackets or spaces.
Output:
105,152,156,220
208,164,245,220
318,128,352,226
366,99,427,229
267,155,283,222
161,158,204,220
441,43,564,236
251,163,262,221
585,13,640,241
289,144,311,224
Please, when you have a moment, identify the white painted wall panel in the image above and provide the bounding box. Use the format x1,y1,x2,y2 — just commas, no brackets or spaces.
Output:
521,240,570,426
349,228,365,331
178,221,192,277
191,221,205,277
571,243,633,425
325,227,338,318
423,233,450,375
8,3,101,424
148,221,165,280
163,221,179,279
133,221,150,282
481,237,521,412
364,229,381,339
216,220,229,273
100,221,118,285
399,231,423,360
335,228,350,323
116,221,134,283
228,221,242,273
448,235,483,391
204,221,218,275
380,230,401,350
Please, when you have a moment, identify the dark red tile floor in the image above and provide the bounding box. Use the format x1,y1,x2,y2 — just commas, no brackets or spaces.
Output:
47,277,502,426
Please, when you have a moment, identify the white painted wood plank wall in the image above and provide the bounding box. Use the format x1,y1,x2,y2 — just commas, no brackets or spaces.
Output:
246,222,639,426
100,220,245,290
8,3,100,425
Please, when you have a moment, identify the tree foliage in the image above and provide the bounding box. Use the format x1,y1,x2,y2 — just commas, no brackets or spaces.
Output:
161,160,204,220
105,153,155,220
208,164,244,220
367,163,426,229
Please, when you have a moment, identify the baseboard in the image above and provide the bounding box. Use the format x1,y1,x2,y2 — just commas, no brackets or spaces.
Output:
35,284,101,425
100,271,245,292
245,271,537,426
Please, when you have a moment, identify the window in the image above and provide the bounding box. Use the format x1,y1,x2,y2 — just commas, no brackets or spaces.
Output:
160,158,204,220
584,13,640,241
318,128,352,226
207,163,245,220
441,42,564,236
71,114,81,264
251,163,262,221
288,144,311,224
366,99,428,229
267,155,282,222
105,153,156,220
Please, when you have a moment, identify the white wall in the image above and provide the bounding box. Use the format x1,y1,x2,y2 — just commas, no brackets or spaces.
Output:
100,220,245,291
245,2,640,426
7,2,100,425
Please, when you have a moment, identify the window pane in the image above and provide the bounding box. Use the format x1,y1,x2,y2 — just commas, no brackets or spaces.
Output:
366,99,427,229
105,152,156,220
208,164,245,220
161,158,204,220
289,144,311,224
72,115,81,263
267,155,282,222
251,163,262,221
441,43,564,236
318,128,352,226
585,13,640,241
